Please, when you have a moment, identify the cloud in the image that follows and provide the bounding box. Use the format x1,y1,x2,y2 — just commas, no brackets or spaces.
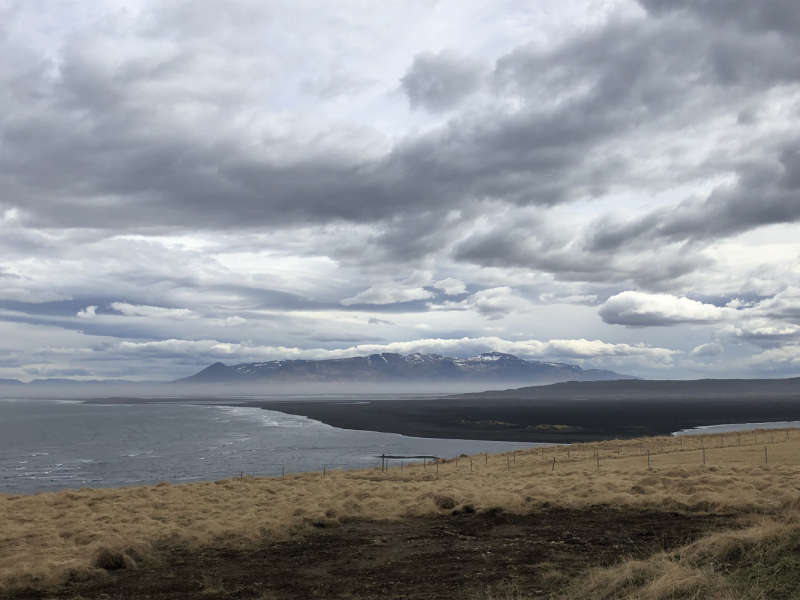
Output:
401,50,484,112
109,302,200,320
113,335,676,367
341,271,435,306
599,292,737,326
468,287,530,320
433,278,467,295
77,306,97,319
691,342,724,357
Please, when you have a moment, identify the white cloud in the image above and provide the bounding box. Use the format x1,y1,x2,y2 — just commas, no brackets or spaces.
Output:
433,278,467,295
77,306,97,319
599,292,737,327
113,335,675,369
213,316,247,327
691,343,723,357
468,287,530,320
341,271,435,305
109,302,200,320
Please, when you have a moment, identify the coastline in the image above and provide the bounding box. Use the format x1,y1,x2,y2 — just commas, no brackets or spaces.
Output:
234,395,800,443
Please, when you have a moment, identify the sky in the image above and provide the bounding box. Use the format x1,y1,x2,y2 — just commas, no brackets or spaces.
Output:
1,0,800,383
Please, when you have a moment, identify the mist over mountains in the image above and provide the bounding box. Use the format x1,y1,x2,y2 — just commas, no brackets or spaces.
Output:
175,352,637,386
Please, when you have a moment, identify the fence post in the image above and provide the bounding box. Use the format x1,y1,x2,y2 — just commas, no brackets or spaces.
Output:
282,466,285,479
720,435,724,448
401,461,403,473
436,460,439,475
485,452,488,466
596,452,599,469
552,456,556,471
513,450,516,463
647,450,650,468
470,460,473,473
765,446,768,465
381,454,385,473
617,445,620,456
323,465,326,478
423,458,426,469
738,433,741,446
240,471,243,482
702,448,706,465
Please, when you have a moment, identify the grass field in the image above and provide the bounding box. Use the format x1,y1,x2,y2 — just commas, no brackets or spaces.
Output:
3,428,800,598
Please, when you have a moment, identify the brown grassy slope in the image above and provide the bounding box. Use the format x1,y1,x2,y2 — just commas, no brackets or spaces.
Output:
2,428,800,593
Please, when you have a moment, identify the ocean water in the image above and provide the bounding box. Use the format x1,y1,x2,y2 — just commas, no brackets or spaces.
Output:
0,398,539,495
673,421,800,436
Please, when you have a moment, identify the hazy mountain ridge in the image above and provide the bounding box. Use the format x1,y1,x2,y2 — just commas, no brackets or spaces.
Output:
176,352,638,385
458,376,800,400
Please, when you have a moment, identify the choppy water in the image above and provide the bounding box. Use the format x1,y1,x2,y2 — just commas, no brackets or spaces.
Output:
0,398,539,495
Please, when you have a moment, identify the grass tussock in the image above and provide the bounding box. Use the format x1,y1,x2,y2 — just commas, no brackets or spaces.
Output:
3,427,800,595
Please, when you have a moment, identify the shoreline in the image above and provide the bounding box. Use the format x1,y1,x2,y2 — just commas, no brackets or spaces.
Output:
233,394,800,443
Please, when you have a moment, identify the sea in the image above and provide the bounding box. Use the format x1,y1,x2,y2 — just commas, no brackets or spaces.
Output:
0,398,540,495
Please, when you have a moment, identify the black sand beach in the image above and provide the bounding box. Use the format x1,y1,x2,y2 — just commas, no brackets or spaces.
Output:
240,378,800,443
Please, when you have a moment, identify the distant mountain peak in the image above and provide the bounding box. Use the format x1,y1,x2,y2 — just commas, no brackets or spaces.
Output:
175,352,636,386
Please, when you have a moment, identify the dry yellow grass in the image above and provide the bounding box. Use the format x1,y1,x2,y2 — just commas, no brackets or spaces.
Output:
2,427,800,594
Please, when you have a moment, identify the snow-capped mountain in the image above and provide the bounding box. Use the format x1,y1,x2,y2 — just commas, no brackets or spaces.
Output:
175,352,637,385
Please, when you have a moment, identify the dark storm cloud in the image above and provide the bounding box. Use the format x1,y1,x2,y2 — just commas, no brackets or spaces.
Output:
587,140,800,252
2,0,797,254
401,50,484,112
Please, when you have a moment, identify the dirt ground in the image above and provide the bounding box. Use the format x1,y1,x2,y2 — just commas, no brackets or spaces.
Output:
13,505,736,600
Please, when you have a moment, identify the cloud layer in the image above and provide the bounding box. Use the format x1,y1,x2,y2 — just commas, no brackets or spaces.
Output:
1,0,800,381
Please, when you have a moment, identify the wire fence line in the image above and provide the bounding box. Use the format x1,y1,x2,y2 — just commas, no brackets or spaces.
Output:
223,428,800,481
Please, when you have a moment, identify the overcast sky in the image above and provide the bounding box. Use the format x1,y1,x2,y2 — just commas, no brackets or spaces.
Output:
1,0,800,382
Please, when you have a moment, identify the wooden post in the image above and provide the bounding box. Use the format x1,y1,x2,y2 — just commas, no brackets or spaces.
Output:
513,450,516,463
382,454,385,473
541,447,544,459
596,452,599,469
240,471,243,482
640,443,643,456
470,460,473,473
567,447,570,458
401,461,403,473
436,460,439,475
787,431,790,441
552,456,556,471
323,465,326,478
738,433,741,446
765,446,768,465
702,448,706,465
423,458,426,469
660,440,663,453
485,452,488,466
721,435,724,448
679,438,683,450
282,466,285,480
701,436,704,449
647,450,650,468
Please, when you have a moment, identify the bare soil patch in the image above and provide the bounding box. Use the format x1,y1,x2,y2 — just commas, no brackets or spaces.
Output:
16,506,736,600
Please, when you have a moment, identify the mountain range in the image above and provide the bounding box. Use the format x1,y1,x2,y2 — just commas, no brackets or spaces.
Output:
175,352,637,385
